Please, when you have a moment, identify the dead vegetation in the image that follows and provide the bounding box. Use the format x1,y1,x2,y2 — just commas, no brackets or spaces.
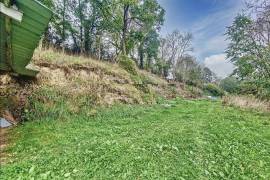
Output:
222,95,270,112
0,75,33,123
1,49,194,123
33,49,195,102
33,49,171,105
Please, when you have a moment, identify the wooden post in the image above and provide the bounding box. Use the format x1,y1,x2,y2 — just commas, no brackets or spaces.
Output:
4,0,13,69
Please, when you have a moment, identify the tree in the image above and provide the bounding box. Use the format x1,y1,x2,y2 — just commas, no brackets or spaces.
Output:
133,0,165,69
219,77,240,93
173,55,201,85
246,0,270,47
226,10,270,80
144,30,160,70
158,30,193,79
202,67,216,83
226,0,270,99
166,30,193,66
38,0,165,61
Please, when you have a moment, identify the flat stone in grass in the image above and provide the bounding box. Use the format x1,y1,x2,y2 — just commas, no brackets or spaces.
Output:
0,118,12,128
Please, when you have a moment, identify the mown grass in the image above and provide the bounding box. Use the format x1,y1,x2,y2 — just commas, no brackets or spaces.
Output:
1,99,270,179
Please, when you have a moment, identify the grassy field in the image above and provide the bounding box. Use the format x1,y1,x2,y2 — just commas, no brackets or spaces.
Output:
1,99,270,179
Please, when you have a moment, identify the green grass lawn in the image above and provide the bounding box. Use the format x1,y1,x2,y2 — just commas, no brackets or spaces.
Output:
1,99,270,179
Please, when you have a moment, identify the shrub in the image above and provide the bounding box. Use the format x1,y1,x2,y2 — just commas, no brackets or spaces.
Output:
219,77,240,93
118,55,138,76
203,83,225,97
187,85,203,98
258,88,270,100
237,80,270,101
257,81,270,100
238,82,258,95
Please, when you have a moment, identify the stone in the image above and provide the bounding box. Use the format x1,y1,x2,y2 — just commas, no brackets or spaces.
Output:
0,118,12,128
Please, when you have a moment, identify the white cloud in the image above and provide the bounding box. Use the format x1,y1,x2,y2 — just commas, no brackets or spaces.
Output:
158,0,245,63
192,35,229,61
204,54,235,78
190,0,244,61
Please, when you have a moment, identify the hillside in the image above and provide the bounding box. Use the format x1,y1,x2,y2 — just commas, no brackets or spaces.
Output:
0,49,196,123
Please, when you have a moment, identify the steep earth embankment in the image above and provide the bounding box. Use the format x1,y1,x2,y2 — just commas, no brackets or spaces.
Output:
0,49,195,123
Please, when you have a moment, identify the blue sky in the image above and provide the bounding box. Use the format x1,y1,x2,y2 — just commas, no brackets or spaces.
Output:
157,0,245,78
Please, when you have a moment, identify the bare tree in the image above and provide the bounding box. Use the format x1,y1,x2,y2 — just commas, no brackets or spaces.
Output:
165,30,193,66
158,30,194,79
246,0,270,47
174,55,201,84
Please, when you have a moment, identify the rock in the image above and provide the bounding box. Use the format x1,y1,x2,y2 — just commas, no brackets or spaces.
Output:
0,118,13,128
207,96,218,101
2,110,17,125
162,104,172,108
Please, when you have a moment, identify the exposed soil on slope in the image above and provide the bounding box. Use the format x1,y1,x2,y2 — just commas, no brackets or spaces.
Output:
1,50,195,123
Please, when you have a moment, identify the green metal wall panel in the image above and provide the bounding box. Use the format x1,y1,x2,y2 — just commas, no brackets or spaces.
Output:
0,14,8,71
0,0,52,76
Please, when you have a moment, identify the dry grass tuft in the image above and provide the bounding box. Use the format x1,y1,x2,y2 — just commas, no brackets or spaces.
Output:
30,49,194,106
222,95,270,112
31,49,194,102
1,48,198,122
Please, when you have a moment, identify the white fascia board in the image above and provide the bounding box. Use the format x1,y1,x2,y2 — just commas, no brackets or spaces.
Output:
0,2,23,22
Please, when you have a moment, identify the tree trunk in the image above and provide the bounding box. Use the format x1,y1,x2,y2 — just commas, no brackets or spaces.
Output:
62,0,66,52
78,0,84,54
84,22,90,56
139,44,144,69
121,5,129,55
85,11,96,56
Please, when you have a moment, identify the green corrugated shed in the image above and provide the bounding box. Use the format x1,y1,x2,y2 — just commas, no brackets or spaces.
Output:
0,0,52,76
0,13,8,71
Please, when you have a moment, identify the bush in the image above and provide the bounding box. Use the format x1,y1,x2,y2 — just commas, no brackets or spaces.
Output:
219,77,240,93
187,86,203,98
118,55,138,76
238,82,258,95
232,80,270,101
257,81,270,100
258,88,270,100
203,83,225,97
